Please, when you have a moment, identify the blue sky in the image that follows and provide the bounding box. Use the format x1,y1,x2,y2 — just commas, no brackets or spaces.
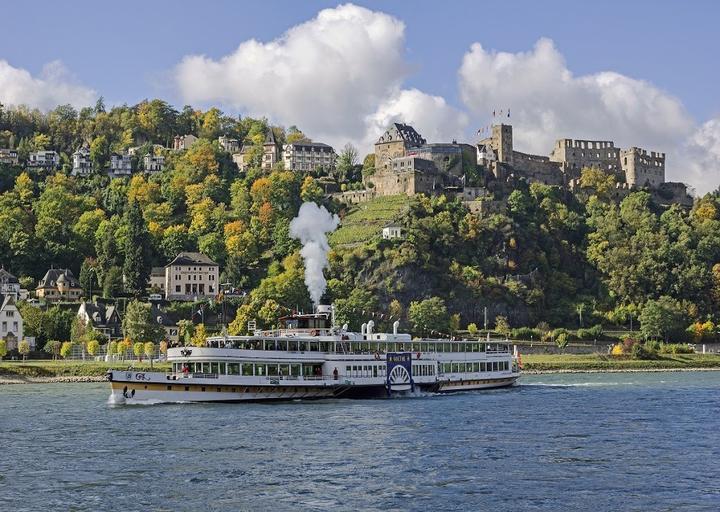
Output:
1,0,717,118
1,1,719,191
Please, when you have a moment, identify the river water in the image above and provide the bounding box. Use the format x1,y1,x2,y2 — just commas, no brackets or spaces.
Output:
1,371,718,511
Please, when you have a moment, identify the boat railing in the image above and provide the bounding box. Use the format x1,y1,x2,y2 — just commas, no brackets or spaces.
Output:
168,372,341,382
255,328,334,337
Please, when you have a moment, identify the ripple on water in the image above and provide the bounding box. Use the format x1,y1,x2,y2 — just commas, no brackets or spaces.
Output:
0,373,719,511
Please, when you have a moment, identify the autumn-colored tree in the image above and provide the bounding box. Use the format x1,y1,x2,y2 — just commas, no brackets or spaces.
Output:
191,324,207,347
60,341,74,359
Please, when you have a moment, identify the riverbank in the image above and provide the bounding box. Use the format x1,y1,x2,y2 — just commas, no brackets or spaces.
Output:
521,353,720,372
0,361,170,385
2,354,720,385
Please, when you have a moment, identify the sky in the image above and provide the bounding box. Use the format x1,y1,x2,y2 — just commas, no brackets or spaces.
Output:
1,0,719,192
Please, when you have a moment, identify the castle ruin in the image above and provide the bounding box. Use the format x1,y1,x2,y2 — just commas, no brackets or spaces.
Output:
335,122,691,208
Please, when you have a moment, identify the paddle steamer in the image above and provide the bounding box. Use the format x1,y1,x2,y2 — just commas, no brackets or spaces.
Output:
107,305,520,404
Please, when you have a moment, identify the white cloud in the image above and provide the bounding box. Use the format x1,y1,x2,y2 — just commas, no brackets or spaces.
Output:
458,38,720,193
0,60,96,110
364,88,468,147
681,118,720,194
174,3,463,153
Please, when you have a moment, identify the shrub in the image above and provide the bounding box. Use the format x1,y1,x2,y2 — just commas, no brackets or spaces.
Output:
467,323,478,336
630,342,656,360
658,343,694,355
577,324,604,340
86,339,100,356
510,327,541,341
555,333,569,349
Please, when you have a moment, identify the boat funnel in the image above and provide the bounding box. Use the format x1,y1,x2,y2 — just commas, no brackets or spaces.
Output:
361,323,367,335
393,320,400,334
367,320,375,336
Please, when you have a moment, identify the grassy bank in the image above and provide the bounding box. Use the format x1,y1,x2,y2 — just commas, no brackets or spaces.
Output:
330,195,409,246
0,361,171,379
522,353,720,372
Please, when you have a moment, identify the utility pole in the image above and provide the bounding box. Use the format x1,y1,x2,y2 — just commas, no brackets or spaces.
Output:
483,306,488,332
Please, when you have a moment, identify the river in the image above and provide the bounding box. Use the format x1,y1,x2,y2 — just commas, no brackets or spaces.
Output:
1,371,718,511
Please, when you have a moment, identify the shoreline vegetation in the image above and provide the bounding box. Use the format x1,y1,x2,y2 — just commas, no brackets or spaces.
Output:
2,354,720,385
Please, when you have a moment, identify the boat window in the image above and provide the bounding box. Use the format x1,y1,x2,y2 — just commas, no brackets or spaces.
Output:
288,340,298,351
373,366,378,378
267,364,279,377
255,364,265,376
290,364,301,376
473,362,479,372
228,363,240,375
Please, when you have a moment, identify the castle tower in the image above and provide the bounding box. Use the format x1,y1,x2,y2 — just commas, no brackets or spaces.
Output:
493,124,513,165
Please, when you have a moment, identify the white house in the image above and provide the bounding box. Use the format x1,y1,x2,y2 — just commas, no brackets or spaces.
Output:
218,136,241,153
28,150,60,170
382,224,403,240
143,153,165,172
282,142,336,173
72,146,92,176
164,252,219,301
0,268,20,298
109,153,133,176
0,294,27,350
0,148,19,165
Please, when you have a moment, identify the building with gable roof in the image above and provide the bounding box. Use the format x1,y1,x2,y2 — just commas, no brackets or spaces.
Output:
0,268,21,298
0,294,26,350
36,268,83,302
172,134,198,151
77,300,123,339
164,252,220,301
72,146,92,176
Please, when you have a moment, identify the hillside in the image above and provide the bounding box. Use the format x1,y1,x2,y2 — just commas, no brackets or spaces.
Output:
330,195,409,247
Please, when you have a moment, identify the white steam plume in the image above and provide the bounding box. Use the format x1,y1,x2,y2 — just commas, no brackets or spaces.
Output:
289,202,340,307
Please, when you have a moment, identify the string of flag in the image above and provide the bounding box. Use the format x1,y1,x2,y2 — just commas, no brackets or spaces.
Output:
476,108,511,136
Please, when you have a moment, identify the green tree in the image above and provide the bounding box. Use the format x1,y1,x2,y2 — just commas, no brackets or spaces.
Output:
44,340,61,360
0,339,6,360
103,266,124,298
90,135,110,170
494,315,511,337
449,313,461,334
336,143,359,182
79,258,98,297
177,319,194,346
18,339,31,360
123,201,151,297
133,341,144,361
408,297,450,337
639,296,685,342
362,153,376,180
467,323,479,336
122,300,164,343
144,342,156,368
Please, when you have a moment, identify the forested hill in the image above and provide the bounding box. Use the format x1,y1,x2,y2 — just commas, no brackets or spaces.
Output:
1,99,719,341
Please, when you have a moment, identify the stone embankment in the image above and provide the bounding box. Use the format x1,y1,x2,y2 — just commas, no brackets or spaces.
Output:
0,375,106,385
